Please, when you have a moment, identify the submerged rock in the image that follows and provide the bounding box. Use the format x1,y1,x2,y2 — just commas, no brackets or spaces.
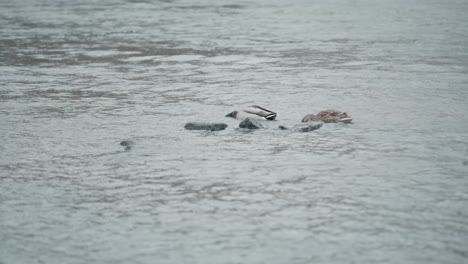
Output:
296,123,322,132
278,123,322,132
184,122,228,131
239,118,263,129
120,140,134,150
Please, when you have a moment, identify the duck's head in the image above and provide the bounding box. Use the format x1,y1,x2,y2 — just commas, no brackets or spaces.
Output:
337,112,348,118
338,112,353,122
225,111,238,118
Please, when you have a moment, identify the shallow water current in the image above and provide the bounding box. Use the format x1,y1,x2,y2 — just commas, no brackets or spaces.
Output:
1,0,468,263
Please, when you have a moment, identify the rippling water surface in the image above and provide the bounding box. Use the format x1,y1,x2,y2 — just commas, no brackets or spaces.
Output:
1,0,468,263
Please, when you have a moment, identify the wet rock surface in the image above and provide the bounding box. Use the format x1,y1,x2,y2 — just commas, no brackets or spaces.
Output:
239,118,263,129
184,122,228,131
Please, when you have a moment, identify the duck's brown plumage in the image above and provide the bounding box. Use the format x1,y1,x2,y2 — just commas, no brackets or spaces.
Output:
302,110,352,123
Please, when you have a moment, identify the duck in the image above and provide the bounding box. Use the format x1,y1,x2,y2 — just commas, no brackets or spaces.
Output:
302,110,352,123
226,105,277,120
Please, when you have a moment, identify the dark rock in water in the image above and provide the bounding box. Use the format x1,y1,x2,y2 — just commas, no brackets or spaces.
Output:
297,123,322,132
120,140,134,150
184,122,228,131
463,160,468,166
239,118,263,129
278,123,322,132
120,140,131,147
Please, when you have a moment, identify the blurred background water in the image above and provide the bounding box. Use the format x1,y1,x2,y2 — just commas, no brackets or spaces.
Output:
1,0,468,263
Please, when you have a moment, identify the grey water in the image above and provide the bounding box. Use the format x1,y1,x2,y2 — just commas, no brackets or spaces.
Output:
1,0,468,263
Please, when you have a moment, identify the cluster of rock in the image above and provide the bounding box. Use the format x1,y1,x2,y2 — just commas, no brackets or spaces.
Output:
184,118,323,132
123,107,350,149
183,118,266,131
184,106,352,132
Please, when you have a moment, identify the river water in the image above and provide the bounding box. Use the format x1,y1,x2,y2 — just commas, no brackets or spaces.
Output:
1,0,468,263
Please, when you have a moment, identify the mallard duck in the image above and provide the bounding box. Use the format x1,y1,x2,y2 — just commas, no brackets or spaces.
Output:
226,105,277,120
302,110,352,123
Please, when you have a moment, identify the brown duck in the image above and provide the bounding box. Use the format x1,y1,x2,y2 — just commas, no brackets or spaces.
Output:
302,110,352,123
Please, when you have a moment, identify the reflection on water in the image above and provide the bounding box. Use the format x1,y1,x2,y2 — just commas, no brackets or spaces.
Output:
1,0,468,263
